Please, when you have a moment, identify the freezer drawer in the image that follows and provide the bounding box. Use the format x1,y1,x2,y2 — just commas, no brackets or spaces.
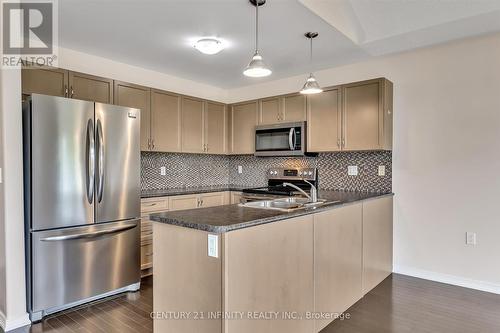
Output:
31,219,140,313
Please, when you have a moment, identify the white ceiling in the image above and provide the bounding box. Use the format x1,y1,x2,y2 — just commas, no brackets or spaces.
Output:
59,0,500,89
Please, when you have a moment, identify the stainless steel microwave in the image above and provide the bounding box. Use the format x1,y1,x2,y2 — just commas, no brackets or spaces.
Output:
255,122,310,156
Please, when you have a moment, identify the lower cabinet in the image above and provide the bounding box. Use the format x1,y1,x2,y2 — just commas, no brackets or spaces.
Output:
223,215,314,333
140,191,231,275
140,197,169,277
230,191,242,204
314,203,363,332
362,196,393,294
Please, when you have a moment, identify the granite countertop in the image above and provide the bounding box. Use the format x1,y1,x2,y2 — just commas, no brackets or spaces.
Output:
141,185,255,198
149,190,394,233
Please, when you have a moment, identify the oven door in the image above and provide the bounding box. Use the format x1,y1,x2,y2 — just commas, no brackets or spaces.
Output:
254,122,304,156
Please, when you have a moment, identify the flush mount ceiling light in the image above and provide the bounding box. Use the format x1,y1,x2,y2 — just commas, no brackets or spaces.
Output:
194,38,224,55
300,32,323,94
243,0,272,77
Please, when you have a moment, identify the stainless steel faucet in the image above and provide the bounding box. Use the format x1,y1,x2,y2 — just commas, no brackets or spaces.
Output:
283,181,318,203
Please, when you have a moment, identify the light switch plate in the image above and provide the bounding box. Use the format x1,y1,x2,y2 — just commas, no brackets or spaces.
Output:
348,165,358,176
208,234,219,258
238,165,243,174
160,166,166,176
466,232,477,245
378,165,386,176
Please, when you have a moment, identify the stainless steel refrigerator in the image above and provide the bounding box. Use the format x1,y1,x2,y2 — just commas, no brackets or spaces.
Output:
23,94,141,321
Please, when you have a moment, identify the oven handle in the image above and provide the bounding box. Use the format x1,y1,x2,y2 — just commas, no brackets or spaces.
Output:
289,128,296,151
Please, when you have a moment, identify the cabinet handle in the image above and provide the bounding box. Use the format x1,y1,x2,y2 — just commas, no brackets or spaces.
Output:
70,86,74,98
151,139,155,150
342,138,345,148
64,85,68,97
337,139,341,148
144,203,157,207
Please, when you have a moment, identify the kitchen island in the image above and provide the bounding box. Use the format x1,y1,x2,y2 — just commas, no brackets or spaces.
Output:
150,191,393,333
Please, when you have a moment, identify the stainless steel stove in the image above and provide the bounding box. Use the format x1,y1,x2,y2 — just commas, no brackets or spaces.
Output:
241,168,317,202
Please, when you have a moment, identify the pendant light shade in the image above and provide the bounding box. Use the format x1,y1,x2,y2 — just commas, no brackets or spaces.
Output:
300,73,323,94
243,51,272,77
243,0,271,77
300,32,322,94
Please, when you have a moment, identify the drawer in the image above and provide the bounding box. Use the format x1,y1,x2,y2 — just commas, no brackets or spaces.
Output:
141,219,153,233
141,198,168,213
141,243,153,269
141,234,152,246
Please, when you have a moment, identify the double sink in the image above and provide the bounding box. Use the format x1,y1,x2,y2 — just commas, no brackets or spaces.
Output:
240,197,340,212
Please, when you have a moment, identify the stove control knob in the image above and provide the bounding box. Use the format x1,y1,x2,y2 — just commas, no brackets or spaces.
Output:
299,171,303,176
308,171,313,176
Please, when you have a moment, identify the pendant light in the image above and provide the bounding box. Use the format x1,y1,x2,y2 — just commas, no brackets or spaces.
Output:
243,0,272,77
300,32,323,94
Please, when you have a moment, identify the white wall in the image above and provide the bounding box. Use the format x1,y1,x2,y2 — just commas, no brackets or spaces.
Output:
0,68,30,331
228,32,500,293
58,47,229,103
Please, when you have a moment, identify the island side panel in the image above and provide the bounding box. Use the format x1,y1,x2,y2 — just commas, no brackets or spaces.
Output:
314,203,363,332
362,196,393,294
153,223,222,333
223,215,314,333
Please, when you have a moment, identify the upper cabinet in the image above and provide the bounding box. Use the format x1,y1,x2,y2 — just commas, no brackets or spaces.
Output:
282,94,306,123
307,78,393,152
68,71,113,104
342,78,392,151
181,97,205,153
230,101,258,154
307,87,342,152
114,81,151,151
151,89,181,152
205,102,227,154
22,68,113,104
258,94,306,125
22,67,68,98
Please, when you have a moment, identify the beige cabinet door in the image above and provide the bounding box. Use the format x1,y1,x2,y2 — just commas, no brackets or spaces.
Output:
362,197,393,294
199,192,225,208
259,97,280,124
307,87,342,152
22,67,68,97
169,195,199,211
230,101,258,154
153,223,222,333
283,94,306,122
68,71,113,103
151,90,181,152
224,215,314,333
114,81,151,151
314,203,363,332
230,191,242,204
342,79,382,150
181,97,204,153
205,102,226,154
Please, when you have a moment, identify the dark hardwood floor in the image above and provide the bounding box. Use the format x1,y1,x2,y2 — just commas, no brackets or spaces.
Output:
320,274,500,333
10,276,153,333
7,274,500,333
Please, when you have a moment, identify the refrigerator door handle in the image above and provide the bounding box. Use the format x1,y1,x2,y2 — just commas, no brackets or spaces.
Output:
85,119,95,204
96,119,104,203
40,224,137,242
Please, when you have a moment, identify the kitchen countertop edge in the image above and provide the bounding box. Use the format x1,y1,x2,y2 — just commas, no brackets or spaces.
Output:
149,192,394,233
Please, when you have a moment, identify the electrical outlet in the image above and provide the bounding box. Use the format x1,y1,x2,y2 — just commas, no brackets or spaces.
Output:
378,165,386,176
160,166,166,176
347,165,358,176
238,165,243,174
208,234,219,258
466,232,477,245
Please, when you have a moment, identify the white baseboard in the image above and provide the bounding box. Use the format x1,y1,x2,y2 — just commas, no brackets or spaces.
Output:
394,265,500,295
0,311,31,332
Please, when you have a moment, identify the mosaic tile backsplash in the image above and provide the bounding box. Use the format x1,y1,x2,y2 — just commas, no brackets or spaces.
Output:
141,151,392,193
